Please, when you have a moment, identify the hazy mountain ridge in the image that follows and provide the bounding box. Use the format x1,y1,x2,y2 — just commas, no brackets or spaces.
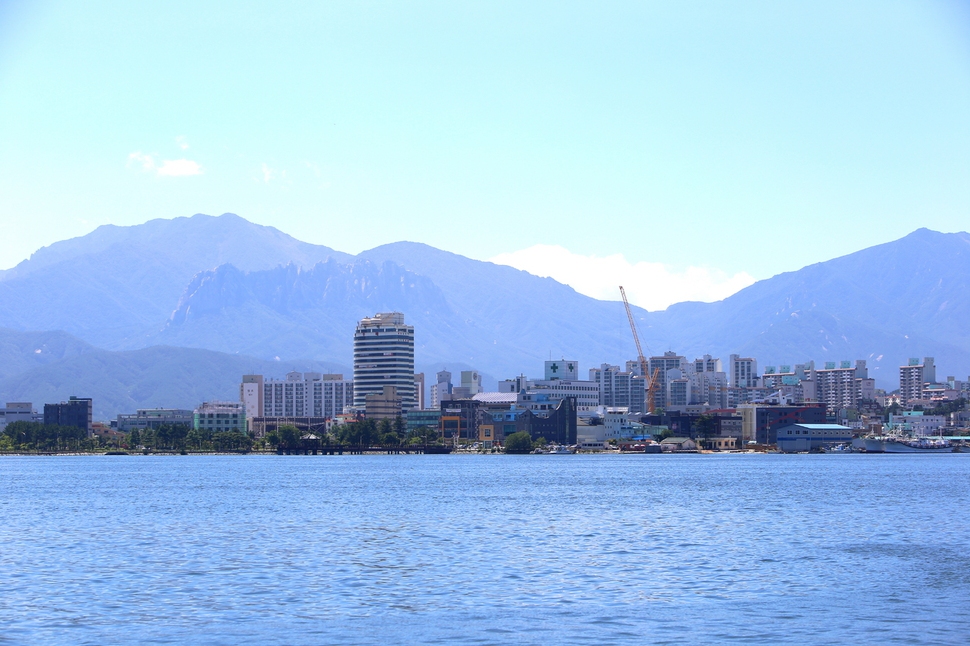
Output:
0,215,967,414
0,213,350,348
0,340,353,420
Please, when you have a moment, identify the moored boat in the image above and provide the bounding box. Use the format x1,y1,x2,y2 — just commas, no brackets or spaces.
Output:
882,437,953,453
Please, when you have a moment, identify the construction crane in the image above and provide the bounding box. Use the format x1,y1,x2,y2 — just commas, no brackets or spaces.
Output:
620,286,660,413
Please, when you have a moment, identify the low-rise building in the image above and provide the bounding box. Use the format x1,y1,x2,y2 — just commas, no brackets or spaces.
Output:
116,408,194,432
660,437,697,451
194,401,246,433
0,402,43,431
776,423,853,452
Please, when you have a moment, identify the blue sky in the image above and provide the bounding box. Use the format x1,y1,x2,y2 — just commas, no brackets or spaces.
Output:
1,1,968,309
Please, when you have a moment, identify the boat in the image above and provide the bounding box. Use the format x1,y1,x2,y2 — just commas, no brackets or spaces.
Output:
546,445,573,454
882,437,953,453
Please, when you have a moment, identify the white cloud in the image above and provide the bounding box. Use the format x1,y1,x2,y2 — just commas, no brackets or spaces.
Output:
127,152,203,176
157,159,203,176
261,163,274,183
489,245,756,311
176,135,189,150
127,151,156,171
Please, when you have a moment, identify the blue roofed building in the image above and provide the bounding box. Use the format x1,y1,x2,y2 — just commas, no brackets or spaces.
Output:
776,423,853,452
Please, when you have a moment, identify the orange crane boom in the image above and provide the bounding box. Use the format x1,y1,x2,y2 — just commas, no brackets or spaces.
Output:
620,286,659,413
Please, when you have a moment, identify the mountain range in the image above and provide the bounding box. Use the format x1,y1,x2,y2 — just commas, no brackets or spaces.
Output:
1,213,967,418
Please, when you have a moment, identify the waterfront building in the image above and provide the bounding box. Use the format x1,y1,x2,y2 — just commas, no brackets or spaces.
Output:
194,401,246,433
406,408,441,434
737,403,826,444
0,402,43,431
439,398,481,441
776,423,853,452
353,312,415,411
477,397,578,446
116,408,194,432
241,372,353,420
44,396,93,437
899,357,936,403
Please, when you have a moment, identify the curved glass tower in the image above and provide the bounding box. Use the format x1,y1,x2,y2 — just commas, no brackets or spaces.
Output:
353,312,415,411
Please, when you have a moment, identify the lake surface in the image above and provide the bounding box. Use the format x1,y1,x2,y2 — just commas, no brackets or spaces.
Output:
2,453,968,645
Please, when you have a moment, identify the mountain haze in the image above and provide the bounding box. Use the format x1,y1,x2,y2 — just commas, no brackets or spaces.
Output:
0,214,968,417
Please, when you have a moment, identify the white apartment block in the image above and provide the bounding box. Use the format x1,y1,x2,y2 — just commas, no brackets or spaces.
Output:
589,364,646,413
899,357,936,404
729,354,758,388
242,371,354,419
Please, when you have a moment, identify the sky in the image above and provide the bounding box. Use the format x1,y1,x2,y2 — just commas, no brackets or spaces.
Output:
1,0,968,310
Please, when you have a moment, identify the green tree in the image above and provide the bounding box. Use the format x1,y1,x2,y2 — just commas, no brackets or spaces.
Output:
278,424,301,451
694,414,717,440
504,431,534,454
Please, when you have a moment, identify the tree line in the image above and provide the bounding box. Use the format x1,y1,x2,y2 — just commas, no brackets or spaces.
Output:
0,421,93,452
265,417,441,451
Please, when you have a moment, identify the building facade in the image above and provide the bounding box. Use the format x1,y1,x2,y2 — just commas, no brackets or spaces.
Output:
353,312,416,410
899,357,936,404
117,409,194,432
44,396,93,436
194,401,246,433
242,372,353,420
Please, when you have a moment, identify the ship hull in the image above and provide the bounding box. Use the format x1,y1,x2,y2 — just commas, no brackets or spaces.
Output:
882,440,952,453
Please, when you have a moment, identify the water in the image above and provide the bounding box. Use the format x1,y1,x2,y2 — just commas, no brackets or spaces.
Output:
1,453,968,645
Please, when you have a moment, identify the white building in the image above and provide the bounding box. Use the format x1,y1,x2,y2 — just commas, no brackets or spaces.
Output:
353,312,416,411
889,411,946,436
647,352,688,411
242,372,353,419
430,370,453,408
460,370,483,396
729,354,758,388
589,364,646,413
545,360,579,381
0,402,42,431
899,357,936,404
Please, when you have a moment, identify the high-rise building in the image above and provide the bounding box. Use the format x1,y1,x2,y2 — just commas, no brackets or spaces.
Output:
729,354,758,388
353,312,416,412
814,360,860,413
414,373,426,410
647,352,688,411
430,370,453,407
589,364,646,413
899,357,935,403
